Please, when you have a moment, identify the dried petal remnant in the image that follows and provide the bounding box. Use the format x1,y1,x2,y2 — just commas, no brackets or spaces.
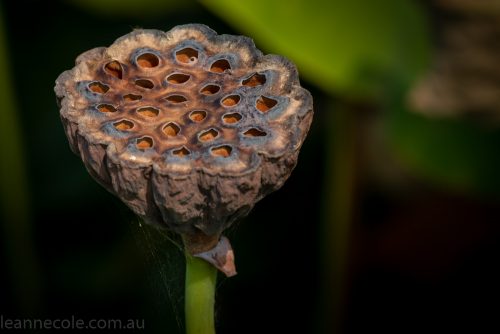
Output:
55,24,313,275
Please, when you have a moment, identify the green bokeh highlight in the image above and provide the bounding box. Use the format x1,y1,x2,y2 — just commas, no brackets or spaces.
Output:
202,0,430,97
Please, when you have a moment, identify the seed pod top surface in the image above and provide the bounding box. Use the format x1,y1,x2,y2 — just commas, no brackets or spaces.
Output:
55,24,313,253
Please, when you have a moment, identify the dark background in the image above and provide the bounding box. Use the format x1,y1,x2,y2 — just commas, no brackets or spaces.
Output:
1,0,499,333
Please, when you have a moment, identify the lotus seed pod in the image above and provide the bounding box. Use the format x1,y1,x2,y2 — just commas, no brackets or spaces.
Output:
55,24,313,275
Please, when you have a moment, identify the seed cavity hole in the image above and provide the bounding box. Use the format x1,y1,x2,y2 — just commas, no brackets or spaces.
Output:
242,73,266,87
165,95,188,104
104,61,123,79
97,104,117,113
167,73,191,84
199,129,219,142
210,59,231,73
163,122,180,137
137,106,159,117
88,81,109,94
173,147,190,157
256,96,278,112
136,136,154,150
123,93,142,101
221,95,240,107
211,145,232,157
135,79,154,89
189,110,207,122
137,53,160,68
113,119,134,131
244,128,267,137
176,48,198,64
200,84,221,95
222,113,242,124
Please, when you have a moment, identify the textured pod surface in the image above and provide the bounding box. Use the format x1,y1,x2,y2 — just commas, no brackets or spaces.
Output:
55,24,313,254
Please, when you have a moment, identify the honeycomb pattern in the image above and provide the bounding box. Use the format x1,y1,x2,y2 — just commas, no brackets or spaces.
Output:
55,24,313,257
72,42,299,174
92,45,278,159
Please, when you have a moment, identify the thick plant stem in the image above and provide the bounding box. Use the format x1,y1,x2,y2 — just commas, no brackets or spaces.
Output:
185,254,217,334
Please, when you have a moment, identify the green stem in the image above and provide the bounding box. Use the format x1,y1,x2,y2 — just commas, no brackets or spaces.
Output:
185,254,217,334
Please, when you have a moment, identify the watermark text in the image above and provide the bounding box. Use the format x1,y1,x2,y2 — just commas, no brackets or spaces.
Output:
0,315,144,330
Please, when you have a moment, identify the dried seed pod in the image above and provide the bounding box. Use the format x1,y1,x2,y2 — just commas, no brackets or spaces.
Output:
54,24,313,275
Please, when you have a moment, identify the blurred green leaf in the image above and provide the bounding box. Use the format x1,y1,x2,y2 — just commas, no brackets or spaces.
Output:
387,95,500,195
67,0,194,18
202,0,430,97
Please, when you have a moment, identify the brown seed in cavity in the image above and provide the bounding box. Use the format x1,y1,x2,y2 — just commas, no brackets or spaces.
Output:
189,110,207,122
176,48,198,64
123,93,142,101
165,95,188,104
163,122,180,137
88,81,109,94
222,113,242,124
136,136,154,149
104,61,123,79
167,73,191,84
244,128,267,137
210,59,231,73
199,129,219,142
256,96,278,112
242,73,266,87
200,84,221,95
173,147,190,156
113,119,134,131
211,145,232,157
137,106,159,117
135,79,154,89
97,104,117,113
137,53,160,68
221,95,240,107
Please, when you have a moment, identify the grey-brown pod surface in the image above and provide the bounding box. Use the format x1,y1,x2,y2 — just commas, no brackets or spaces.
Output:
55,24,313,257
